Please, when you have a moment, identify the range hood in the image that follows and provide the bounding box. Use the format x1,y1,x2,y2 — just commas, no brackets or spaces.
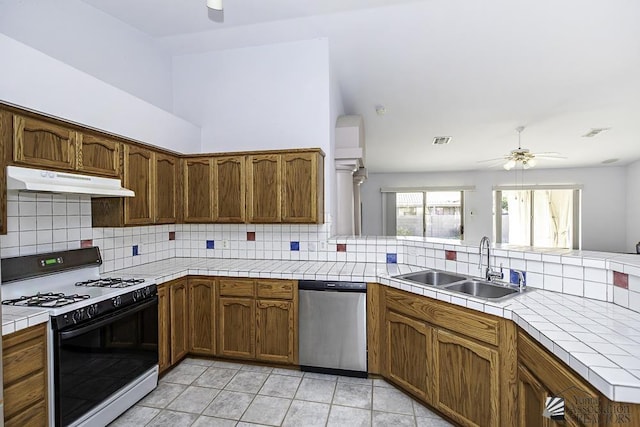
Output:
6,166,135,197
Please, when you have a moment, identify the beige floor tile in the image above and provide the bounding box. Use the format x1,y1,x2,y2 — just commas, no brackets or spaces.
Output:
282,400,330,427
167,386,220,414
240,395,291,425
258,374,302,398
203,390,255,420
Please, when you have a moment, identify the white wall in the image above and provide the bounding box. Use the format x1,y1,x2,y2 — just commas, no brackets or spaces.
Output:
0,0,174,111
627,160,640,252
172,38,333,209
328,60,346,233
0,34,200,154
361,166,628,252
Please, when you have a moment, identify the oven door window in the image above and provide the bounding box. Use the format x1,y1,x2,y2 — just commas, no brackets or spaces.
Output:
54,298,158,426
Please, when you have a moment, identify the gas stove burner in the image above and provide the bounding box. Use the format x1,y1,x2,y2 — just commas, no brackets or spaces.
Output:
75,278,146,288
2,292,91,308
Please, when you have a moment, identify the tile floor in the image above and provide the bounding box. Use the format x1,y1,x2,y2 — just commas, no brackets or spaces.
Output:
110,358,454,427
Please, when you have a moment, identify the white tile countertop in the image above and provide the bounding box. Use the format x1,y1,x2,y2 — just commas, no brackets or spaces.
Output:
109,257,640,404
2,305,50,335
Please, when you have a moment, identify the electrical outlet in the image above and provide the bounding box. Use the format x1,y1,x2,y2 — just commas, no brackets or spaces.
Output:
319,241,327,250
222,240,229,249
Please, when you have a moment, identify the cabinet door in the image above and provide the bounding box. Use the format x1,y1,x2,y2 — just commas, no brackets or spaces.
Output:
385,310,431,401
255,299,295,364
218,297,255,359
1,110,10,235
184,158,214,222
213,156,245,223
246,154,281,223
434,329,500,427
2,324,48,427
154,153,178,224
518,364,549,427
13,114,76,170
77,133,121,177
170,281,189,363
123,145,153,225
157,285,171,373
281,152,323,223
188,278,216,355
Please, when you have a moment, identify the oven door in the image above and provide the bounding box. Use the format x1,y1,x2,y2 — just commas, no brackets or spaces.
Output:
53,297,158,427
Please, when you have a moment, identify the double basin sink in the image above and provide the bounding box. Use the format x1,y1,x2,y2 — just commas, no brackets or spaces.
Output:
394,270,526,301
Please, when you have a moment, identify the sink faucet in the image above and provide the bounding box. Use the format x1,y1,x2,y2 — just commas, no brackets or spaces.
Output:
478,236,503,282
514,270,526,292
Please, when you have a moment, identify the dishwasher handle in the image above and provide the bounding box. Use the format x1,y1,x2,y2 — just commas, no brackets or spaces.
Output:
298,280,367,292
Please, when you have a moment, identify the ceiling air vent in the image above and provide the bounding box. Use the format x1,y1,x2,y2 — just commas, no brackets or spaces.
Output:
432,136,452,145
582,128,610,138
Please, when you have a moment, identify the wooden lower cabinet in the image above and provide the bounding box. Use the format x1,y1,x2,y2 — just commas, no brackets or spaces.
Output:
385,310,431,400
158,279,188,373
381,287,516,427
518,364,549,427
218,297,256,359
255,299,295,364
157,284,171,373
2,324,48,427
433,329,500,427
188,277,216,355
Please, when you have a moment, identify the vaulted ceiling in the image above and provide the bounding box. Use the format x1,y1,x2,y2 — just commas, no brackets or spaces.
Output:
67,1,640,171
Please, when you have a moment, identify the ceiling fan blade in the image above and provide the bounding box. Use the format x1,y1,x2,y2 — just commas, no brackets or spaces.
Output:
477,157,507,163
534,154,567,160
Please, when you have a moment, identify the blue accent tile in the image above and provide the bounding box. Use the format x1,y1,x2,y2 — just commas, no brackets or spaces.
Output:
132,245,139,256
206,240,215,249
290,241,300,251
386,253,397,264
510,269,526,285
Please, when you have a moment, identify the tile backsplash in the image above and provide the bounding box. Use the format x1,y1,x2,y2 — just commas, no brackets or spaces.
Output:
1,191,639,315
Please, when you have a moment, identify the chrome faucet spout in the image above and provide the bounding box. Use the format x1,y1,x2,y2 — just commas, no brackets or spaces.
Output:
478,236,502,282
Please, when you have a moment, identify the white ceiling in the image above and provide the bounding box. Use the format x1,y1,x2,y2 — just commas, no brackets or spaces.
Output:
80,0,640,172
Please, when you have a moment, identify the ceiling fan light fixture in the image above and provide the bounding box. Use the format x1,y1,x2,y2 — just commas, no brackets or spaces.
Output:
503,159,516,170
207,0,223,10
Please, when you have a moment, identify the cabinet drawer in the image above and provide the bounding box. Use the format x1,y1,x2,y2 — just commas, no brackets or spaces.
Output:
385,287,499,346
4,398,47,427
257,280,295,300
4,370,46,419
219,279,255,297
3,336,46,384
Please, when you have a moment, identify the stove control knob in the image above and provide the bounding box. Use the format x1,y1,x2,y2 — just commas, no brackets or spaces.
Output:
72,310,83,324
112,296,122,308
86,304,96,318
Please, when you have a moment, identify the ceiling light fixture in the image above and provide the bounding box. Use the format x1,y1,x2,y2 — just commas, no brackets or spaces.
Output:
207,0,223,11
375,105,386,115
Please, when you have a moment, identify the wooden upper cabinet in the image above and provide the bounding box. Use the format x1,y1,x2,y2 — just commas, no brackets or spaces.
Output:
246,154,281,223
184,158,214,222
154,153,178,224
213,156,245,223
0,110,10,235
282,151,323,223
123,145,154,225
77,133,121,177
13,114,76,170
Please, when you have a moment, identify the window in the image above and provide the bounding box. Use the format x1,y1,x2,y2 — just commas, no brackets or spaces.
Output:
385,190,464,239
494,187,580,249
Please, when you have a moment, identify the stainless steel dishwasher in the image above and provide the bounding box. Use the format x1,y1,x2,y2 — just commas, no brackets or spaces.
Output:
298,281,367,377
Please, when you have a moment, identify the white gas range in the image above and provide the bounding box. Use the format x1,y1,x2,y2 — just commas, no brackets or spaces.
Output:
1,247,159,427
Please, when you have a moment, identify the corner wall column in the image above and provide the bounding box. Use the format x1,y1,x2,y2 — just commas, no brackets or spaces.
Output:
335,160,359,236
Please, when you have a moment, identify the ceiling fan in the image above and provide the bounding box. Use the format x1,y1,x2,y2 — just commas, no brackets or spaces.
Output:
479,126,566,170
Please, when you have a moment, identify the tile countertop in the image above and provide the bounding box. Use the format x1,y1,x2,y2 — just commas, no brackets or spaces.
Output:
110,257,640,404
2,305,50,335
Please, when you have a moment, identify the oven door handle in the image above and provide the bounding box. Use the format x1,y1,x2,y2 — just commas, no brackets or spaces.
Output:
58,296,158,340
